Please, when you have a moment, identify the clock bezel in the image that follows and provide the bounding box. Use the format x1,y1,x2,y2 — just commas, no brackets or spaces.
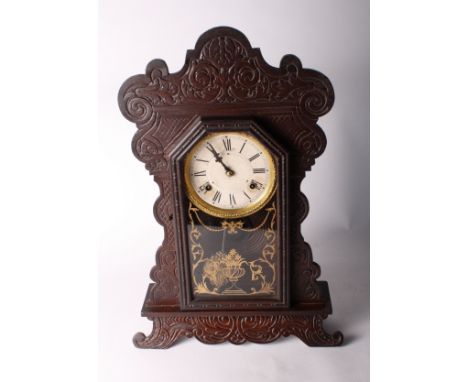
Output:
183,131,277,219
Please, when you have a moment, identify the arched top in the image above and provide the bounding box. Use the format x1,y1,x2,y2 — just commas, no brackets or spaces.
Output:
118,26,334,124
192,26,253,54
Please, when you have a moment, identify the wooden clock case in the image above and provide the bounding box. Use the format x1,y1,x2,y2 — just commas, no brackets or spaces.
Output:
118,26,343,348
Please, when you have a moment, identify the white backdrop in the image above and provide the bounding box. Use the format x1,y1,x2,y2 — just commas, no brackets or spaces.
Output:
99,0,369,381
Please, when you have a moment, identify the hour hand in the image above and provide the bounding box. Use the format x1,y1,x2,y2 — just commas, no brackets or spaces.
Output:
206,142,235,176
206,142,222,161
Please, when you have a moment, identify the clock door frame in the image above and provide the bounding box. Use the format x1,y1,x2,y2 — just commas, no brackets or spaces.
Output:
170,118,289,311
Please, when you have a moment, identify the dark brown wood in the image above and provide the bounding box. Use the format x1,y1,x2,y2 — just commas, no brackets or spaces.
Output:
118,26,342,347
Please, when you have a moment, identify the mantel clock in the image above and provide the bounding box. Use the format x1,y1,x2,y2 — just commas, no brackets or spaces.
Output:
118,27,343,348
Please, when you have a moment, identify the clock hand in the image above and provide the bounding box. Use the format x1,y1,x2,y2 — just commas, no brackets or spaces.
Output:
206,142,235,176
206,142,224,163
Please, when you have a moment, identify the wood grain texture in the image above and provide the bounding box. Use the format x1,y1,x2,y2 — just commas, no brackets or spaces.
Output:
134,311,343,349
118,27,341,347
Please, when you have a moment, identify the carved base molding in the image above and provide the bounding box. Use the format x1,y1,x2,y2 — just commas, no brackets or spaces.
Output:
133,310,343,349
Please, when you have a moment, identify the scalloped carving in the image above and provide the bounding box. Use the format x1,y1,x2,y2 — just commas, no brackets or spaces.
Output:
133,313,343,348
120,35,333,117
118,28,332,173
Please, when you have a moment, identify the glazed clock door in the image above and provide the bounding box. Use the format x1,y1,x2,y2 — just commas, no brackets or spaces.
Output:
171,119,289,311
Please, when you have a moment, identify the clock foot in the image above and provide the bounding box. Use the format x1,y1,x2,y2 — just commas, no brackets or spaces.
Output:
133,311,343,349
132,317,186,349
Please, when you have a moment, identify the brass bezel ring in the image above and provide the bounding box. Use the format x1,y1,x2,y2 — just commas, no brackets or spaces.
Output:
184,131,277,218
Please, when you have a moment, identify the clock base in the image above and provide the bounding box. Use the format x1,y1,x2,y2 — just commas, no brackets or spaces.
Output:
134,282,343,348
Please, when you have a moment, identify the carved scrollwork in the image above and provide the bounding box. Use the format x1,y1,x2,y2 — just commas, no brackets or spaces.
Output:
119,73,154,126
199,35,248,65
183,59,221,102
291,242,321,301
144,177,179,305
119,29,333,118
292,123,327,166
127,96,150,121
133,313,343,348
300,89,329,116
149,249,179,303
119,27,333,176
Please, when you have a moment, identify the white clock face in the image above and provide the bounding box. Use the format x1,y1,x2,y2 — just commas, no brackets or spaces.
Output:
184,131,276,218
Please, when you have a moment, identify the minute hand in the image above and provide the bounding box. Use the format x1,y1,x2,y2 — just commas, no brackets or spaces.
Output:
206,142,234,175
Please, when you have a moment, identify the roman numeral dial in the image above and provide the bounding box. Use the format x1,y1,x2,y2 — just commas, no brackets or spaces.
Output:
184,131,276,218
